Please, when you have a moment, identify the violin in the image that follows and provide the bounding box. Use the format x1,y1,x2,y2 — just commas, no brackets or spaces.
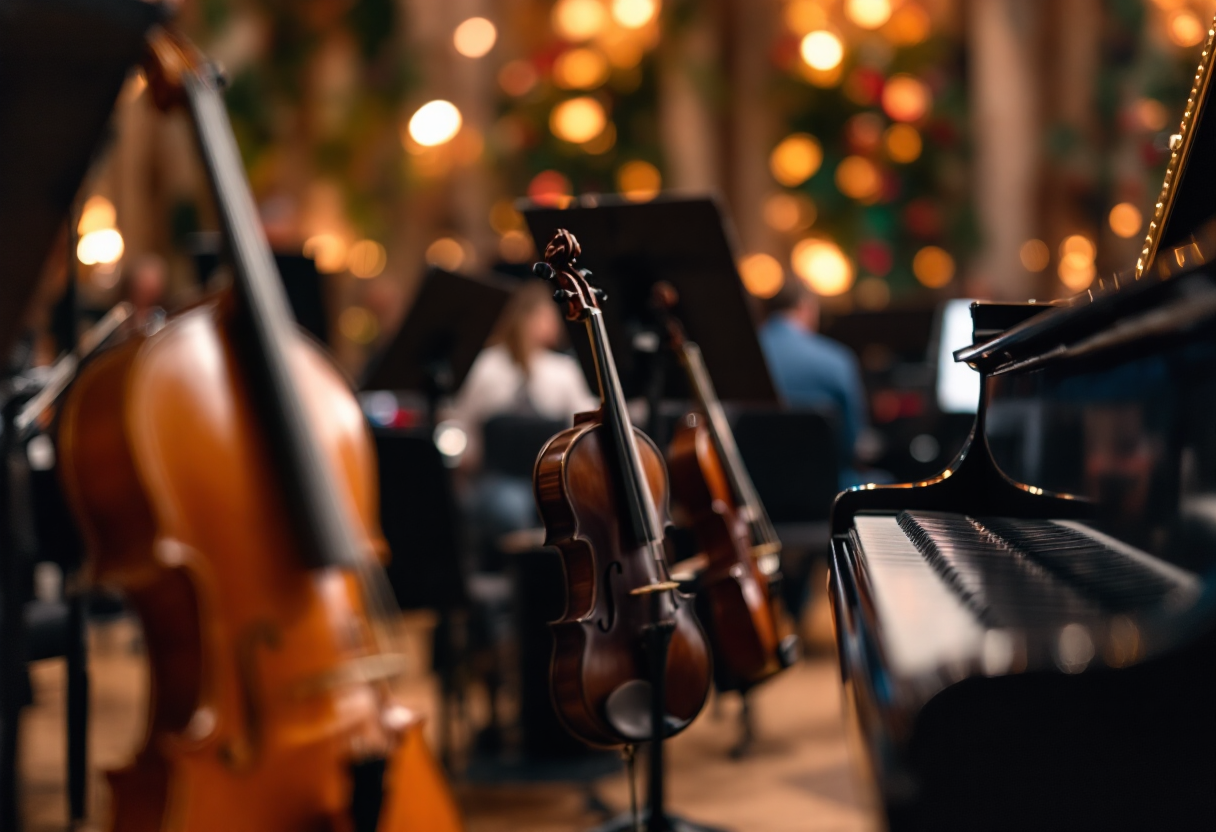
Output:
56,29,460,832
654,283,799,689
531,231,711,748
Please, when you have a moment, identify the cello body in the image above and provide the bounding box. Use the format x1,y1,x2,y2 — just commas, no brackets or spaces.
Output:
58,296,461,832
666,415,784,686
534,419,711,747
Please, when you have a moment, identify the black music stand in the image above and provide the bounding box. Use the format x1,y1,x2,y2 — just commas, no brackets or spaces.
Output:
360,267,514,424
0,1,162,828
521,196,778,425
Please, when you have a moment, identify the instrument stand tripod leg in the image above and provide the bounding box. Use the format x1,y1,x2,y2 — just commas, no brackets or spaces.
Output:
586,589,729,832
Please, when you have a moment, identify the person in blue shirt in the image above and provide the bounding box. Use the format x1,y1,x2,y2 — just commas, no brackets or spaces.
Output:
758,279,868,487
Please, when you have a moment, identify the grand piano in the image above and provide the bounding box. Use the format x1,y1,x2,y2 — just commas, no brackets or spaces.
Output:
829,20,1216,832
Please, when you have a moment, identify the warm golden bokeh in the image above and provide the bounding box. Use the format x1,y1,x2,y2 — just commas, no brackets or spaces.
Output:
1167,10,1206,47
800,30,845,71
883,124,922,163
347,240,387,279
498,230,534,263
912,245,955,288
425,237,466,272
845,0,892,30
554,48,610,90
303,233,348,273
1109,202,1143,238
552,0,607,42
1059,251,1096,291
769,133,823,187
617,160,662,201
763,192,816,233
882,74,931,122
855,276,891,310
884,2,931,46
1060,234,1096,261
835,155,882,202
611,0,658,29
78,195,116,234
739,252,785,298
453,17,497,59
1019,239,1050,272
407,100,462,147
551,96,608,143
792,238,854,296
338,306,379,344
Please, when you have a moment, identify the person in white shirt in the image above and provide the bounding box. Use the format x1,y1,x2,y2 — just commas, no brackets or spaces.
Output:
451,280,598,562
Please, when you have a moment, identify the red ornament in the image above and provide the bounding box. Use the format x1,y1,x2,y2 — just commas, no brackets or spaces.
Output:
858,239,893,276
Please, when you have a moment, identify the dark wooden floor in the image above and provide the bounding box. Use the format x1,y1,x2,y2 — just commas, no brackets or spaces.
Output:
19,616,874,832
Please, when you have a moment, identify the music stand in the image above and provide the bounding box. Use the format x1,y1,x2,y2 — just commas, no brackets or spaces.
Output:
360,267,514,424
521,196,778,409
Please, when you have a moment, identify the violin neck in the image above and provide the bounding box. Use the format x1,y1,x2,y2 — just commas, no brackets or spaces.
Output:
585,309,663,548
678,341,778,548
183,68,361,570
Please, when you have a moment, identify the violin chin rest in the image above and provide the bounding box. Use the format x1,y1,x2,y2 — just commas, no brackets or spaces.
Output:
604,680,689,742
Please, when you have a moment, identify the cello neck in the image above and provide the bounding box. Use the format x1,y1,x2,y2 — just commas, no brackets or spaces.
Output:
585,309,664,549
677,340,779,551
172,45,363,570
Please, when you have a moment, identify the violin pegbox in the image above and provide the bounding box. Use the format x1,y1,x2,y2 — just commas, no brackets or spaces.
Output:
534,229,607,321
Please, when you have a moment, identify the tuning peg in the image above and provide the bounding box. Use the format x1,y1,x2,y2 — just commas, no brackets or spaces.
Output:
533,262,556,280
553,289,576,304
593,287,608,303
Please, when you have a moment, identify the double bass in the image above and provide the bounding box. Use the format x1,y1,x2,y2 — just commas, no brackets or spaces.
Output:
57,28,460,832
531,231,711,748
654,284,799,689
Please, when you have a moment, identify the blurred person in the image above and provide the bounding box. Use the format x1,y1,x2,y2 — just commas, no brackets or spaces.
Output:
452,280,597,561
759,279,868,488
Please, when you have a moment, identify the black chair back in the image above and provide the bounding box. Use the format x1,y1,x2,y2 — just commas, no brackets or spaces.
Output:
481,415,567,479
733,409,840,523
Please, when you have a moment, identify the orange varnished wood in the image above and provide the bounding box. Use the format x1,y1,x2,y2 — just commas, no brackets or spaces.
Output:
58,297,462,832
666,416,788,687
534,420,711,747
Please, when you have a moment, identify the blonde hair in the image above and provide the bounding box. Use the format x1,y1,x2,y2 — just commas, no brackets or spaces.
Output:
489,280,557,373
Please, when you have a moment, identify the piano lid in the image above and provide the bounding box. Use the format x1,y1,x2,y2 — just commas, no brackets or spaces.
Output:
956,16,1216,374
0,0,161,357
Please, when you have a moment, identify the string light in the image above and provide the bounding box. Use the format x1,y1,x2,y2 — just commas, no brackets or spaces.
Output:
552,0,606,42
407,100,462,147
1060,234,1096,261
611,0,658,29
792,238,854,296
617,160,661,201
554,48,610,90
426,237,466,271
528,170,573,207
1135,98,1168,131
77,228,124,266
1020,239,1050,272
912,246,954,287
78,196,116,234
303,233,348,273
550,96,607,143
784,0,828,35
1167,11,1205,47
348,240,387,278
739,253,785,298
499,230,534,263
834,156,882,202
1109,203,1143,239
884,124,922,163
882,74,931,122
769,133,823,187
800,30,844,71
453,17,497,58
581,121,617,154
763,193,816,233
499,60,539,97
490,200,525,235
1059,253,1095,291
884,3,931,46
845,0,892,30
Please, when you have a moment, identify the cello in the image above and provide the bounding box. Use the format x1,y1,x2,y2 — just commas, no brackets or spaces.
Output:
654,283,799,689
531,231,711,749
56,28,461,832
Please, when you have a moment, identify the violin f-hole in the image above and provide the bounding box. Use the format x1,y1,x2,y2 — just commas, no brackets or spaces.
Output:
598,561,624,632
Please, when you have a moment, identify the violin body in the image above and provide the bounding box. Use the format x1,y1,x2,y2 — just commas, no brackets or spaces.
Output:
535,417,711,747
58,296,461,832
667,414,791,688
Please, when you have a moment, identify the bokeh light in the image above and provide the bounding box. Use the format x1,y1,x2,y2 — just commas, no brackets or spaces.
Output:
554,48,610,90
1020,239,1050,272
845,0,892,30
303,233,348,273
882,74,931,122
884,124,923,163
845,112,885,154
1060,234,1096,261
1136,98,1168,131
884,2,931,46
553,0,607,42
792,238,854,296
769,133,823,187
912,245,955,287
490,200,525,235
499,230,534,263
426,237,466,272
800,30,844,71
348,240,387,278
612,0,658,28
76,228,124,266
499,60,539,96
581,121,617,154
550,96,607,143
338,306,379,344
1167,10,1206,47
835,155,882,202
739,253,785,299
763,193,816,233
408,100,462,147
617,160,662,201
78,195,116,234
453,17,497,58
1059,252,1096,291
855,276,891,310
784,0,828,35
1109,203,1143,239
528,170,573,207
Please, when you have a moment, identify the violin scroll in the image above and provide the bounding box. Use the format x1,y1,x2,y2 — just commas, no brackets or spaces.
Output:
533,229,607,320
